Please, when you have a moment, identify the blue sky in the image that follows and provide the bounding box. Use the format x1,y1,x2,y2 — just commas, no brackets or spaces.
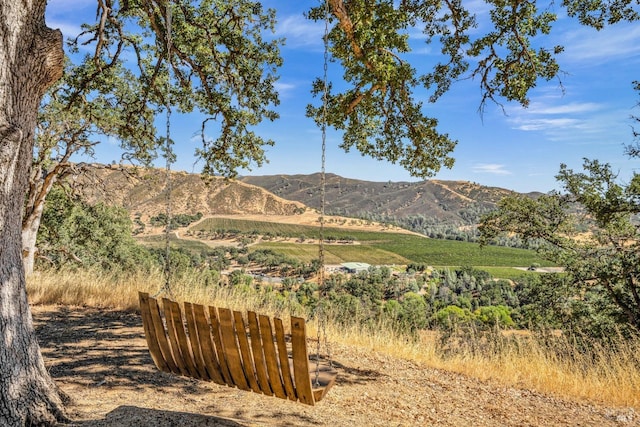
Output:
46,1,640,193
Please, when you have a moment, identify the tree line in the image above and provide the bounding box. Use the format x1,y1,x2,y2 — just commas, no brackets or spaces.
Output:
36,189,633,342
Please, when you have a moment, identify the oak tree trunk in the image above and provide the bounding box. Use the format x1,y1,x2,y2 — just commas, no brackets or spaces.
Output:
0,0,66,425
22,214,42,276
22,165,60,275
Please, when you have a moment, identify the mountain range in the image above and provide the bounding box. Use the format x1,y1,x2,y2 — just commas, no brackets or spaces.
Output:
79,165,541,226
240,173,542,224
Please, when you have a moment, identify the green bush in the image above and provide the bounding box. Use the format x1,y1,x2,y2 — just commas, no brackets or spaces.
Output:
434,305,474,330
474,305,514,328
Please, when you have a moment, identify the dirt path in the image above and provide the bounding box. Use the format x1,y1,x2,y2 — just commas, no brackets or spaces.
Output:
32,305,637,427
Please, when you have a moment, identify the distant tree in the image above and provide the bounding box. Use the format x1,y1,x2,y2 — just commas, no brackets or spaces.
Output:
400,292,428,332
229,270,252,287
434,305,474,330
383,299,403,322
474,305,514,329
513,274,580,330
480,158,640,333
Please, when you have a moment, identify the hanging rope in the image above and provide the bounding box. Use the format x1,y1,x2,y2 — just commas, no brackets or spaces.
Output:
315,0,332,386
318,4,328,296
155,1,174,299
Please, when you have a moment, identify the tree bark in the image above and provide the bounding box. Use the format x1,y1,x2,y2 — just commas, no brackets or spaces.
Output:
0,0,66,425
21,219,40,276
22,164,62,275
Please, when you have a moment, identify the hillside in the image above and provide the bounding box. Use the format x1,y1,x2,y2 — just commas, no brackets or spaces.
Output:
78,166,307,226
73,166,417,238
240,173,542,224
78,166,542,229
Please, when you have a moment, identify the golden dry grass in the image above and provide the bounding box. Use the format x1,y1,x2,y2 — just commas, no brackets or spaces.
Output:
27,269,640,409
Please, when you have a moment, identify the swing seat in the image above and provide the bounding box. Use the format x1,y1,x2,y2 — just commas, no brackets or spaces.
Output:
138,292,337,405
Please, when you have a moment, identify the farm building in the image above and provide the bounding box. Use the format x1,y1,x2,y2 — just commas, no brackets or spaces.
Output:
341,262,371,274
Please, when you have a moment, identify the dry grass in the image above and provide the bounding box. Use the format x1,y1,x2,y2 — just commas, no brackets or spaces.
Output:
27,269,640,409
417,329,640,409
27,268,293,318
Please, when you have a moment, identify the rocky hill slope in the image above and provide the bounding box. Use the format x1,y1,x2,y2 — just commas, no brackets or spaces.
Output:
78,166,307,225
240,173,542,224
76,166,541,229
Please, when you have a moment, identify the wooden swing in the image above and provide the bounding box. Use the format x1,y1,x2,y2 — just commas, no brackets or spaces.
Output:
138,1,337,406
138,292,337,405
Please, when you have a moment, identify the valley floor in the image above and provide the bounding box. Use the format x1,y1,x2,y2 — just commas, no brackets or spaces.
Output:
33,305,637,427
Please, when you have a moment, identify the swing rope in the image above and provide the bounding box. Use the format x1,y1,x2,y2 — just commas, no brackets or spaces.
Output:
155,1,332,371
139,2,339,403
315,0,332,386
154,1,174,300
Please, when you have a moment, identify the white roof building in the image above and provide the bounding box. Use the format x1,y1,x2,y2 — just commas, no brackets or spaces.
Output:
341,262,371,274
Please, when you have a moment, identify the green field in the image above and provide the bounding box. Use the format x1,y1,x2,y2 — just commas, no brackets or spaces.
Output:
136,234,213,253
193,218,328,237
255,242,410,265
187,217,552,268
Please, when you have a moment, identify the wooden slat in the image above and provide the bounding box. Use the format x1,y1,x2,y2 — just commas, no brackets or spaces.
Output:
166,299,200,378
309,363,338,403
139,295,336,405
208,307,234,386
138,292,170,373
192,303,226,385
162,299,192,377
148,296,180,374
217,308,250,391
184,302,210,380
258,315,287,399
290,316,315,405
247,312,273,396
233,311,262,393
274,318,297,401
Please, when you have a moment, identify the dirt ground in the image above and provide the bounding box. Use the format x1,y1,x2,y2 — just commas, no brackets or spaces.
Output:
32,305,638,427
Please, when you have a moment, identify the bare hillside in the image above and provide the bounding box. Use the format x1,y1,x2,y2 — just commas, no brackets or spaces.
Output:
240,173,542,223
78,166,307,224
75,166,542,228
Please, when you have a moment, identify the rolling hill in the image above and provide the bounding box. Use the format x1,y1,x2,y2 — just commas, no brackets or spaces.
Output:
75,165,542,235
78,166,307,226
240,173,542,224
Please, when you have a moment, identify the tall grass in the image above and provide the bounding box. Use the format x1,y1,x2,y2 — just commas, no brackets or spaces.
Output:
27,268,299,319
27,269,639,409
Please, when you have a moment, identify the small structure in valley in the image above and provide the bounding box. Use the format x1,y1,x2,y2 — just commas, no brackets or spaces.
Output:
341,262,371,274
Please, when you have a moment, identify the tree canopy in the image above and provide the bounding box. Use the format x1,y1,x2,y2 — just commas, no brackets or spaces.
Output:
305,0,638,178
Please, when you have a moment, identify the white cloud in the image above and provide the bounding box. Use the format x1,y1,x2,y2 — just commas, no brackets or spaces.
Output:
559,23,640,65
472,163,511,175
511,117,583,131
506,90,632,145
274,81,297,99
46,0,95,43
408,46,434,56
465,0,493,15
526,101,601,115
276,15,324,49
